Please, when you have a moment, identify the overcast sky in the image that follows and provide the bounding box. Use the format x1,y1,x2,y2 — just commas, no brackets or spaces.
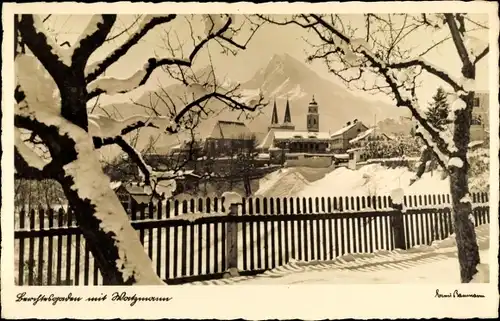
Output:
44,13,490,109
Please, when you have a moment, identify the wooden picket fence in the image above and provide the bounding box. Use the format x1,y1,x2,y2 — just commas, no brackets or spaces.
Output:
14,192,490,286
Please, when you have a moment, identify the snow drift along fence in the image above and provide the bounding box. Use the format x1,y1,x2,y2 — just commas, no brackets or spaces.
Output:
14,192,490,286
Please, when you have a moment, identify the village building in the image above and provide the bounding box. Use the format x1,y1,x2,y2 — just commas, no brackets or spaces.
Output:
469,90,489,143
113,182,161,212
330,119,369,153
204,120,256,157
346,126,393,166
258,97,335,163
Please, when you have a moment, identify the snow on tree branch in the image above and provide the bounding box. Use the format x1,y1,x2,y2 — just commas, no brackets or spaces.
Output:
112,135,152,185
85,14,177,82
87,68,148,97
14,147,57,180
71,15,116,70
388,58,462,92
14,127,55,180
18,15,71,87
15,54,61,116
88,114,175,139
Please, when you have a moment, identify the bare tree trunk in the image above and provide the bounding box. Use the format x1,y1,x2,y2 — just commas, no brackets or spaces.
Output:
450,90,480,283
449,166,480,282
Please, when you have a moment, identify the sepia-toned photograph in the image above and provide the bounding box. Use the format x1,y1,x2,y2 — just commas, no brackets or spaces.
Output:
2,1,499,319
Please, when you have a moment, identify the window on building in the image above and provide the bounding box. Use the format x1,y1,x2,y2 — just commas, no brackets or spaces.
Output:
473,97,480,107
313,118,316,125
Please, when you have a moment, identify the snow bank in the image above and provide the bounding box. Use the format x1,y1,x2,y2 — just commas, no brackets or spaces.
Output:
254,168,309,198
299,164,451,198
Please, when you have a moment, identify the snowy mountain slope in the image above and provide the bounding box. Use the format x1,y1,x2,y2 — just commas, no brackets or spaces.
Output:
239,53,408,132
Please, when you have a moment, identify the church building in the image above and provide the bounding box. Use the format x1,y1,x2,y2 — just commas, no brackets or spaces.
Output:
257,96,333,160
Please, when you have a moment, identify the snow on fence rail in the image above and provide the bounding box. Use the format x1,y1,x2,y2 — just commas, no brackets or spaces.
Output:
14,192,490,286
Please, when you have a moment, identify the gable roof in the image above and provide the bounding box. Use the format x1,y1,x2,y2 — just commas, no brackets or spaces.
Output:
349,127,394,144
349,128,375,144
331,121,367,137
256,129,332,150
274,130,331,140
208,120,253,140
256,129,276,149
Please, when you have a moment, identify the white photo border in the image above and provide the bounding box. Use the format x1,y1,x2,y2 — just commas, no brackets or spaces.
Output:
2,2,499,319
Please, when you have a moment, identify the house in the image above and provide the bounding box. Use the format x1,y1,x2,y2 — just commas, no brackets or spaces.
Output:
204,120,256,157
346,127,393,165
348,127,392,149
330,119,369,152
258,130,332,160
112,182,161,213
470,90,489,143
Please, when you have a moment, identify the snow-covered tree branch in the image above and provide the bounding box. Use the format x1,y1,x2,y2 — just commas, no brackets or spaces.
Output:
14,13,264,285
85,15,177,83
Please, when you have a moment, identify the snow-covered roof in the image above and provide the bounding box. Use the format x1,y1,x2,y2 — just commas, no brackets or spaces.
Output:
123,184,148,195
347,147,365,153
468,140,484,148
274,130,331,140
333,154,349,159
349,128,375,144
256,129,275,149
109,181,122,190
330,122,359,137
207,120,253,140
130,194,157,204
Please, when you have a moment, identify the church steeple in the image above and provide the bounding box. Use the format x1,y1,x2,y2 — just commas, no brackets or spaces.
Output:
271,100,279,124
283,99,292,124
278,98,295,131
268,100,279,131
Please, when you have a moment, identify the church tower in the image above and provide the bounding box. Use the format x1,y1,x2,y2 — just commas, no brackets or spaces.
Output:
268,100,279,131
307,95,319,132
280,98,295,130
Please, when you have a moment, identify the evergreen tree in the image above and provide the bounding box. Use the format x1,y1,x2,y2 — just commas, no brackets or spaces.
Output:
425,87,450,130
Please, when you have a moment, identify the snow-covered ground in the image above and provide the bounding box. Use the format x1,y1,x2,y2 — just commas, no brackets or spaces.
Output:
298,163,488,198
299,164,446,198
187,224,491,285
254,168,310,197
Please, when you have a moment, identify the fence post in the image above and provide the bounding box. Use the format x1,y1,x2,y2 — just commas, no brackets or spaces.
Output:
222,192,242,279
390,189,406,250
224,202,240,278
